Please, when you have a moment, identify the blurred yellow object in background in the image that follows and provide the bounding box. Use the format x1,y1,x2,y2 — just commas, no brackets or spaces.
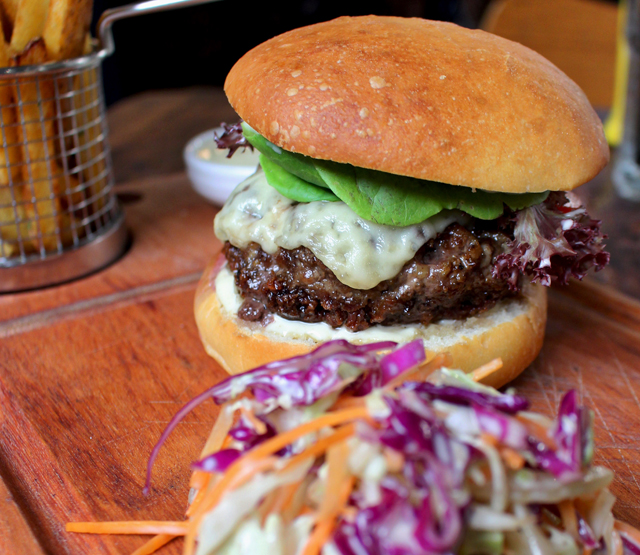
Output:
603,0,630,147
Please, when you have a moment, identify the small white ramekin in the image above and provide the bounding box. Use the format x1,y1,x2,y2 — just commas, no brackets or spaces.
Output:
184,127,261,205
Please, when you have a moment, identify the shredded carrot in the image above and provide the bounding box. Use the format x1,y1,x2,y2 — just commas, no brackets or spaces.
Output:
480,432,499,448
183,456,279,555
516,414,556,450
383,447,405,473
318,441,351,520
282,477,313,524
499,447,525,470
66,521,188,535
558,500,578,540
131,534,176,555
383,353,450,390
302,519,333,555
582,549,593,555
189,403,235,491
198,403,234,460
241,406,268,435
331,396,366,410
184,408,368,555
268,480,302,519
279,424,355,475
471,358,503,382
615,520,640,548
303,477,354,555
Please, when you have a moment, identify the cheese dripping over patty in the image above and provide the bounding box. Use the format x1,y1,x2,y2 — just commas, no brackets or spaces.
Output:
214,169,468,290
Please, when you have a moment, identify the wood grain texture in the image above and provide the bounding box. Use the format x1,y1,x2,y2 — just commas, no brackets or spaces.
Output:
0,472,44,554
0,281,640,555
0,285,224,554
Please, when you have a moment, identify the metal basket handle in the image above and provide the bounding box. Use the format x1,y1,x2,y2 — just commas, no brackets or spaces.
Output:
98,0,223,57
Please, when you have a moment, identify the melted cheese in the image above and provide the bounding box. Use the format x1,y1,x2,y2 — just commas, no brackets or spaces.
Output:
214,170,467,290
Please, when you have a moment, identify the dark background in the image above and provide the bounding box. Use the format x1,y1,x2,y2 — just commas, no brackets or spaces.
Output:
93,0,496,106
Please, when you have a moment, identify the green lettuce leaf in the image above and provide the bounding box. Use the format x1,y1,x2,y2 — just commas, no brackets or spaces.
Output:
242,123,548,226
260,155,339,202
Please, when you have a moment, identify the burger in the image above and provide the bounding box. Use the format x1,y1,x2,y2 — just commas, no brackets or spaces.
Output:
194,16,609,387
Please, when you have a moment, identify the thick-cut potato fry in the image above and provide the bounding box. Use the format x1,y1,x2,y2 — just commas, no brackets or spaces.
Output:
10,0,49,54
0,3,97,258
0,0,19,41
0,19,26,256
43,0,91,61
55,33,107,223
11,38,77,252
71,64,108,215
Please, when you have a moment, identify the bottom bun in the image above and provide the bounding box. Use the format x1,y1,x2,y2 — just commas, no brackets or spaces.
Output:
195,255,548,388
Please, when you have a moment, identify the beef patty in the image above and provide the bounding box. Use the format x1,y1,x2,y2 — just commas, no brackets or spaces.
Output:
223,222,520,332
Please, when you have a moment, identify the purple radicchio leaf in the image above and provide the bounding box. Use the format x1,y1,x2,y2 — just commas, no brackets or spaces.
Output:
493,191,610,289
214,122,254,158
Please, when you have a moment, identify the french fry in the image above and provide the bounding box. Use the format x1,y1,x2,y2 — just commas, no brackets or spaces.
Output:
56,33,107,223
0,17,26,257
0,0,18,24
72,63,108,216
0,0,19,42
9,0,49,54
43,0,91,61
11,38,68,251
0,0,97,258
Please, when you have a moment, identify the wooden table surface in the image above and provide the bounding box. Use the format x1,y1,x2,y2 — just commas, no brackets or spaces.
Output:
2,87,640,554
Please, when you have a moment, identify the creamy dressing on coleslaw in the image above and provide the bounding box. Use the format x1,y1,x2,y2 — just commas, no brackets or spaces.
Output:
214,170,467,290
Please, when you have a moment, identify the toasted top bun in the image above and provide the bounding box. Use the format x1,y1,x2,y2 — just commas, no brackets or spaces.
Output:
195,256,548,389
225,16,608,193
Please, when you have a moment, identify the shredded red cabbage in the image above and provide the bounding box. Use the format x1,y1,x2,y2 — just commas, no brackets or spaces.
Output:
623,534,640,555
526,390,591,479
473,405,529,450
334,476,461,555
144,340,397,493
404,382,529,414
379,340,426,383
493,191,609,289
346,340,424,397
192,448,242,473
214,122,254,158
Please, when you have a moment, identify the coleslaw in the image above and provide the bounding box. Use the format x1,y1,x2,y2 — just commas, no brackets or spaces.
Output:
67,339,640,555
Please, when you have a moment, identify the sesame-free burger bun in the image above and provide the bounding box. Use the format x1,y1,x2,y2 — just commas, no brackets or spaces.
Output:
225,16,608,194
195,256,548,389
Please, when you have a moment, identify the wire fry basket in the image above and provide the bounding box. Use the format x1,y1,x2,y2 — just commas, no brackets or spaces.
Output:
0,45,126,292
0,0,222,292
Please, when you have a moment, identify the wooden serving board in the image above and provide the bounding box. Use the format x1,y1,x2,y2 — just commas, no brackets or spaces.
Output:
0,87,639,552
0,177,639,555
